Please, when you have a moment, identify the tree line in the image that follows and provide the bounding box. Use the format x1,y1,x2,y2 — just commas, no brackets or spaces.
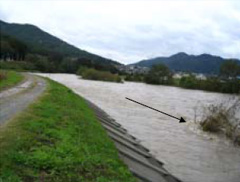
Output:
0,33,120,74
142,60,240,94
0,33,27,61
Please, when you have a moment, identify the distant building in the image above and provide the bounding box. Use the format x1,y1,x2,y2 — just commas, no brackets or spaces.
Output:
173,72,207,80
194,73,207,80
116,65,150,74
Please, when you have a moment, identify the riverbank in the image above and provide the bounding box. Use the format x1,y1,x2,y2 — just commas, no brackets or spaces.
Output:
0,78,136,181
0,70,24,91
126,75,240,94
39,73,240,182
86,99,181,182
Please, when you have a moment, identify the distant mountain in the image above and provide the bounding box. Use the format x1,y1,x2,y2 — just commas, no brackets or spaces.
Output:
131,52,240,74
0,20,120,66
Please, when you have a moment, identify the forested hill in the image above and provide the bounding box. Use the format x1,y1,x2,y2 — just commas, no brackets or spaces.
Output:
0,20,120,66
131,52,240,74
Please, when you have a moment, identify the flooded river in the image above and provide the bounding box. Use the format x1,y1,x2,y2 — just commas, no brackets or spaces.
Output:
38,73,240,182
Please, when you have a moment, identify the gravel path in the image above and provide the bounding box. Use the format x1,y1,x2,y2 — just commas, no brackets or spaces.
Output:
0,74,46,125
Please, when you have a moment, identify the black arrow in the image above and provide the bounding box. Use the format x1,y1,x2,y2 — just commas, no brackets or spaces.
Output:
126,97,186,123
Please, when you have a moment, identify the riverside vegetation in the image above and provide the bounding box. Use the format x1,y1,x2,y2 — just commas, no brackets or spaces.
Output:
77,67,122,83
130,60,240,94
0,78,136,182
0,31,122,83
143,62,240,142
199,98,240,146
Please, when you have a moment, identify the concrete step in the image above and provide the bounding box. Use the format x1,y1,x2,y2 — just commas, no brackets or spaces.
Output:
86,100,182,182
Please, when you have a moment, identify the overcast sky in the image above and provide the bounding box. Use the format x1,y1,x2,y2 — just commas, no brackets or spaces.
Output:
0,0,240,64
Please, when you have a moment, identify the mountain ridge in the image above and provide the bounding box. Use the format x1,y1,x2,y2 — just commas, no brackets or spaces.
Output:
0,20,121,66
130,52,240,74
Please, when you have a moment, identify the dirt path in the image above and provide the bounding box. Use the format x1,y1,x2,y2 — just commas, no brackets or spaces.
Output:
0,74,46,125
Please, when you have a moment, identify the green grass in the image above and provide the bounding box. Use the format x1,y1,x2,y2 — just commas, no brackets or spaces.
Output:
0,61,36,72
0,70,24,91
0,78,136,182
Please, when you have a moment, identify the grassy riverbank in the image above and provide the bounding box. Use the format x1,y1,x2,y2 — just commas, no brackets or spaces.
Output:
0,78,135,182
0,70,24,91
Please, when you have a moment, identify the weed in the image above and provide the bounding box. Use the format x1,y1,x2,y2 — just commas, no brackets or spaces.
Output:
0,70,23,91
200,97,240,145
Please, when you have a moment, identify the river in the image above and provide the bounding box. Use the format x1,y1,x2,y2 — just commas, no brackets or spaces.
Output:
38,73,240,182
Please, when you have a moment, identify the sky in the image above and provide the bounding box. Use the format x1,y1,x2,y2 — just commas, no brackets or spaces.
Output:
0,0,240,64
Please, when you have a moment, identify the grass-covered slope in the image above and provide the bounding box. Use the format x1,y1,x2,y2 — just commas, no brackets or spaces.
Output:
0,78,135,182
0,70,24,91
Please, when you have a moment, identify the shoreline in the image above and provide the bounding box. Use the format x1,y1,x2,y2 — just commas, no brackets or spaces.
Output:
34,73,240,182
85,99,182,182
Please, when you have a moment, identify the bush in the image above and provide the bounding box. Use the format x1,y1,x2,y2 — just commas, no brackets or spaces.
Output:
0,70,24,91
145,64,172,85
124,74,144,82
176,75,240,94
200,106,230,133
59,58,78,73
0,72,7,81
76,66,88,76
200,97,240,145
0,61,36,71
179,75,198,89
81,68,122,83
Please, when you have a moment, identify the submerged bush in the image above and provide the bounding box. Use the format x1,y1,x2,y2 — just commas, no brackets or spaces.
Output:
200,97,240,145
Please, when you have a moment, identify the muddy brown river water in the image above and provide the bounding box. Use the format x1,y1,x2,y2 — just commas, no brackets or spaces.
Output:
38,73,240,182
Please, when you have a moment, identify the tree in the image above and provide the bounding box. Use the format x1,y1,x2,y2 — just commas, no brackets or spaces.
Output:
77,58,93,68
76,66,88,75
48,52,64,64
59,58,78,73
145,64,172,84
0,33,27,61
34,56,49,72
179,74,198,89
9,38,27,60
220,60,240,79
220,60,240,93
0,40,14,60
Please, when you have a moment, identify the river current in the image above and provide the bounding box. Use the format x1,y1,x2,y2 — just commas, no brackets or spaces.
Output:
38,73,240,182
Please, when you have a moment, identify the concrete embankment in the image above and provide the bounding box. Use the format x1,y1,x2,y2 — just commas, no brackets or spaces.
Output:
86,100,182,182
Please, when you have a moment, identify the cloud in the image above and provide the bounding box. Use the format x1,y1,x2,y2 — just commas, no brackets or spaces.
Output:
0,0,239,64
